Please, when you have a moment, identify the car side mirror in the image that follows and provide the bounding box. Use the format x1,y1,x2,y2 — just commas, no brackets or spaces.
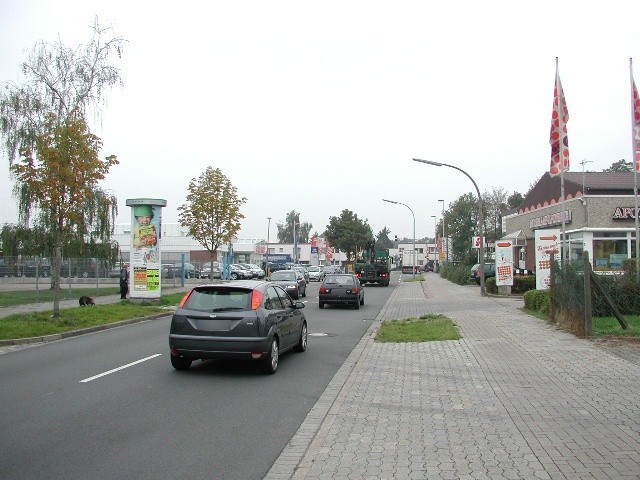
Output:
294,301,305,309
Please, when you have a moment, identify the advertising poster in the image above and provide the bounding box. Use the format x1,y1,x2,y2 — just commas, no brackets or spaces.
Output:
130,203,162,298
535,229,560,290
495,240,514,286
310,236,319,266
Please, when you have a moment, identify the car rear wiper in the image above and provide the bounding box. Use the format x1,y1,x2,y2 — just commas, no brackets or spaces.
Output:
211,307,245,312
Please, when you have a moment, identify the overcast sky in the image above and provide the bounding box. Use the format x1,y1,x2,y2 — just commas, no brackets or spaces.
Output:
2,1,640,242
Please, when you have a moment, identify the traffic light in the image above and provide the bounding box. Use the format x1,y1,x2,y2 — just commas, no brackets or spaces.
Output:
394,235,398,242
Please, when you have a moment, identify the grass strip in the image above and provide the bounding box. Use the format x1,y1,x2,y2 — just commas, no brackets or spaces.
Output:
0,292,187,340
375,314,461,342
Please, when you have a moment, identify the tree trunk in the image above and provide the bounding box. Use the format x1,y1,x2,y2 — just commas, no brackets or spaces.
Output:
52,244,62,317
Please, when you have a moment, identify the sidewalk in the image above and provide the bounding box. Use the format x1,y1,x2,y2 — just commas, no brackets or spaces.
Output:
266,274,640,480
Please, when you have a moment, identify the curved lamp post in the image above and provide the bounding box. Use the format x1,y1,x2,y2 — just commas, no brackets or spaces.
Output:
414,158,486,296
382,198,416,279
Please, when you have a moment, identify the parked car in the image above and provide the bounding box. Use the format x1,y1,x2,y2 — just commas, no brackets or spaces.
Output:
241,263,265,279
200,261,221,279
269,269,306,299
230,264,252,280
319,273,365,309
169,280,308,374
470,263,496,284
306,265,325,282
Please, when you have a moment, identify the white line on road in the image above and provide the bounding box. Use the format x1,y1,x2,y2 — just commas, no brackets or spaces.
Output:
79,354,162,383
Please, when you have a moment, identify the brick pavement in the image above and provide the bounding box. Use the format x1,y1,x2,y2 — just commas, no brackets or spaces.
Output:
266,274,640,480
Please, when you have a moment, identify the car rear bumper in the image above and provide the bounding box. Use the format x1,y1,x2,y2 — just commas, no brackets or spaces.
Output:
319,295,358,305
169,334,272,360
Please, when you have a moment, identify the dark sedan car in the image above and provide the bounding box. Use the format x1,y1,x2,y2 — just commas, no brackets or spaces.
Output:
169,281,307,374
268,269,306,299
319,273,364,309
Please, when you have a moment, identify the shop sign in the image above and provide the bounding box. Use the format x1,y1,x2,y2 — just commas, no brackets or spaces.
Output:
529,210,571,229
612,207,640,220
535,229,560,290
495,241,514,286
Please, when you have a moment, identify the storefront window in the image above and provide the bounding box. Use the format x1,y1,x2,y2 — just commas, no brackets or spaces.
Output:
593,239,628,271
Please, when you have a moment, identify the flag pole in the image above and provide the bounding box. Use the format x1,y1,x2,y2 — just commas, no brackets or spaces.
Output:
631,58,639,280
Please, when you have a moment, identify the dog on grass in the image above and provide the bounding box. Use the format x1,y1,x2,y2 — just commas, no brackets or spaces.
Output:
79,296,96,306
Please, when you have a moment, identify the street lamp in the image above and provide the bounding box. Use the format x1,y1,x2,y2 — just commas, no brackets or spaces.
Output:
382,198,416,279
431,215,437,268
438,199,446,263
414,158,486,296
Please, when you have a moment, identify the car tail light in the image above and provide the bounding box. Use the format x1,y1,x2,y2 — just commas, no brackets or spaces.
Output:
380,273,388,278
178,291,193,308
319,286,329,294
348,287,360,294
251,290,264,310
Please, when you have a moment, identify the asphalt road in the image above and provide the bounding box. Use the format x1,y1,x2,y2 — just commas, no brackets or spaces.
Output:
0,279,395,480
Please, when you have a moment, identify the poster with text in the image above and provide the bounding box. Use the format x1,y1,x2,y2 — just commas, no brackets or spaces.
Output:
535,229,560,290
495,240,514,286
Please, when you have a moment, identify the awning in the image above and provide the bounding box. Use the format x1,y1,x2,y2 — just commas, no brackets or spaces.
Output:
501,230,527,247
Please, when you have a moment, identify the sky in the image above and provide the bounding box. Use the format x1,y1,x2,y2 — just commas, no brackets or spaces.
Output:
2,1,640,242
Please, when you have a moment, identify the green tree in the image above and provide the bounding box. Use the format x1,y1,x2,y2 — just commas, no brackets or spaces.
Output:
603,159,632,172
11,115,118,316
375,227,394,249
507,192,524,209
324,209,373,262
447,193,479,265
276,211,313,244
483,187,509,244
178,167,246,276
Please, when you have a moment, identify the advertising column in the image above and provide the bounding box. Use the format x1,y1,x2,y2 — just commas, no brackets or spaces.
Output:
126,198,167,301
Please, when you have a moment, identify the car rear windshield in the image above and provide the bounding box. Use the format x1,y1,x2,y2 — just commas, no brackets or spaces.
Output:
271,271,296,281
324,275,355,285
184,287,251,312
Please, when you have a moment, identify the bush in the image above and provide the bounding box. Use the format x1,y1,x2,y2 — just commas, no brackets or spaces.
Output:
524,289,550,314
513,275,536,294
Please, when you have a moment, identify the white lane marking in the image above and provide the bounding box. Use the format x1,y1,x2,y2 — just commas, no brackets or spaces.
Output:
79,354,162,383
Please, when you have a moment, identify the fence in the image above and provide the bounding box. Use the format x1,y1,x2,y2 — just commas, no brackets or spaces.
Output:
550,253,636,337
0,256,204,302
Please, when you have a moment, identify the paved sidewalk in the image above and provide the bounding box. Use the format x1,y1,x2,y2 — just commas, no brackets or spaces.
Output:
266,275,640,480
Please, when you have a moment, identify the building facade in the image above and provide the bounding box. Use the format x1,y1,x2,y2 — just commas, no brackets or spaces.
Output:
503,171,638,274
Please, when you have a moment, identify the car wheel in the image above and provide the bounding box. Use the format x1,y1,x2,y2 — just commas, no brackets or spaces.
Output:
319,301,325,309
360,296,364,306
262,338,279,374
171,355,192,371
354,300,360,310
294,322,308,352
230,272,238,280
302,285,306,297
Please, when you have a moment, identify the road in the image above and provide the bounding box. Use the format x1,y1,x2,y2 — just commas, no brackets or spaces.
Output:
0,278,395,480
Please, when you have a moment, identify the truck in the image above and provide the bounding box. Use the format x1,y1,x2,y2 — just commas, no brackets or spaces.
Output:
354,242,391,286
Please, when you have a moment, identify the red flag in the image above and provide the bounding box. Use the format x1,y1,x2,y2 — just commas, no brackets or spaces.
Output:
550,61,570,176
632,76,640,172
